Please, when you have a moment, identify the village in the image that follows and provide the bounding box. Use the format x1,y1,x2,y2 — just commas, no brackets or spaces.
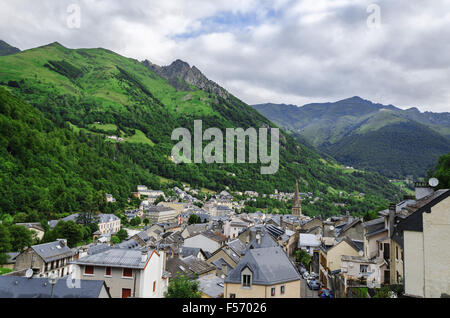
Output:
0,181,448,299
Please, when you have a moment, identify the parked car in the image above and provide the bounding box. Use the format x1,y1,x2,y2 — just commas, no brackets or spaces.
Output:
299,267,307,274
307,279,321,290
302,272,310,280
319,288,333,298
309,272,318,279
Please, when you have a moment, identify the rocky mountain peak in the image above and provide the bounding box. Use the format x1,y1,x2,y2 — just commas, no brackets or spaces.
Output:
143,58,229,99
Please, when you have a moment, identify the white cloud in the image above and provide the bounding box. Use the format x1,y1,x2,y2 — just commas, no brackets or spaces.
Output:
0,0,449,112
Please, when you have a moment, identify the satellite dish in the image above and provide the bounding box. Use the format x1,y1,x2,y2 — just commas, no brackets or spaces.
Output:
429,178,439,187
25,268,33,279
359,250,364,257
329,226,335,231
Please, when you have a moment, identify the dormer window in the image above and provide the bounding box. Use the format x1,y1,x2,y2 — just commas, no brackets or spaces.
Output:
241,267,252,288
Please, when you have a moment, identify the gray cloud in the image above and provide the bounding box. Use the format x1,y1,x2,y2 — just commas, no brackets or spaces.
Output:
0,0,449,112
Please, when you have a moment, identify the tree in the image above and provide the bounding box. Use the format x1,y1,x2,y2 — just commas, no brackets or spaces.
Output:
154,195,165,205
110,236,121,244
44,221,83,248
130,217,141,227
143,218,150,226
429,153,450,189
76,212,99,233
0,224,11,265
296,249,312,269
117,229,128,242
164,275,202,298
1,214,13,226
8,225,32,252
14,212,29,223
188,214,202,225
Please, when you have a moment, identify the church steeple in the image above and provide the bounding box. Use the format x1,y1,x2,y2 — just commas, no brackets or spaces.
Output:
292,180,302,217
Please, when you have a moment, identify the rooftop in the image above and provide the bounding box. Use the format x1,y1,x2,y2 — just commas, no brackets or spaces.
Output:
225,246,301,285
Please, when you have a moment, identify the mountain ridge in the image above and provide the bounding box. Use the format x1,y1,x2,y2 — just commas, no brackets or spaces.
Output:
0,40,21,56
0,41,403,218
253,98,450,178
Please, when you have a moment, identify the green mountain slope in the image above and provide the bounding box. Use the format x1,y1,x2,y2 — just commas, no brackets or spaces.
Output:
0,40,20,57
0,43,403,219
253,97,450,178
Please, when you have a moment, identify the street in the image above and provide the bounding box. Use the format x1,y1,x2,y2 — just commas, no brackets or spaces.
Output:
300,278,319,298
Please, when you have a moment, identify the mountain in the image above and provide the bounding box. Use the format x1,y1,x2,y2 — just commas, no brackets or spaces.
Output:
253,97,450,178
0,40,20,56
143,59,229,99
0,42,402,220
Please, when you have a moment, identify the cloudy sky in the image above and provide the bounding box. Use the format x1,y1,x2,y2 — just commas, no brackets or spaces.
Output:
1,0,449,112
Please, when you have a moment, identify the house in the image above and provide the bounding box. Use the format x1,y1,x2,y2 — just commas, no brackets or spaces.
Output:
2,252,19,270
106,194,116,203
319,236,364,289
98,214,121,235
298,233,321,255
223,219,248,239
341,255,386,291
224,246,301,298
129,231,151,247
335,218,364,241
183,231,228,254
49,213,121,235
179,247,207,261
362,217,388,260
167,255,216,279
15,223,45,240
71,247,167,298
0,276,111,298
144,206,178,223
14,240,75,278
210,205,234,217
198,274,224,298
181,224,209,239
393,188,450,298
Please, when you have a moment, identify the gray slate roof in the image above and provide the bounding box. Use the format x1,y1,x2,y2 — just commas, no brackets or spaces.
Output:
31,241,73,263
179,246,203,258
72,248,153,269
225,246,301,285
0,276,108,298
197,274,224,298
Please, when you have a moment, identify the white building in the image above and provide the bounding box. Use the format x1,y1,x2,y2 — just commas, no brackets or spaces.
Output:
72,247,168,298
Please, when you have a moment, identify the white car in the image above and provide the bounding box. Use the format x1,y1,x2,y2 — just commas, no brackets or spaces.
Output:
303,272,310,279
310,272,318,279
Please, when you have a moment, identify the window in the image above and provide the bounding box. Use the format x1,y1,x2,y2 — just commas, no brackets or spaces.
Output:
281,285,285,295
105,267,112,277
360,265,369,273
271,287,276,297
153,281,156,292
396,246,398,260
123,268,133,278
230,294,236,298
84,266,94,275
242,274,252,287
122,288,132,299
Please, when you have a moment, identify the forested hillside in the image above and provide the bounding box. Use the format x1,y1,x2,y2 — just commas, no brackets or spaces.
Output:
254,97,450,178
0,42,403,220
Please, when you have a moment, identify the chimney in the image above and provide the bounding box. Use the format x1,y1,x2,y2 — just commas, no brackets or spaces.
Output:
57,239,67,246
221,263,227,275
388,203,396,238
141,251,148,263
256,233,261,245
414,182,434,200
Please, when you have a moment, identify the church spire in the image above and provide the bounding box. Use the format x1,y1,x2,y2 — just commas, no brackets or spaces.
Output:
292,180,302,217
